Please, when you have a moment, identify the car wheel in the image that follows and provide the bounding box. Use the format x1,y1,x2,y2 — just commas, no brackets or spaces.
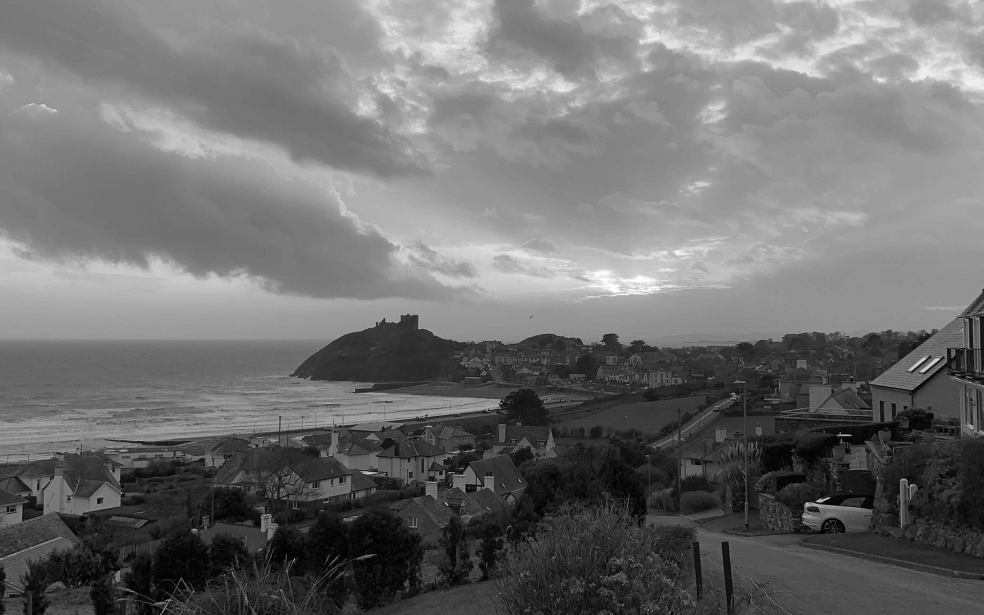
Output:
821,519,845,534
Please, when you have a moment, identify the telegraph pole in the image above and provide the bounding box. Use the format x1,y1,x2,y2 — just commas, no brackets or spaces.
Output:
278,416,282,447
676,408,682,511
735,380,750,531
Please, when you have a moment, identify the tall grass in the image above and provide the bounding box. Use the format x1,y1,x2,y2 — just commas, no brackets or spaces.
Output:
495,500,696,615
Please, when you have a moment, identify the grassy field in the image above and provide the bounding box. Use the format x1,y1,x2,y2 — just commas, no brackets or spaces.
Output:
368,581,498,615
559,395,708,433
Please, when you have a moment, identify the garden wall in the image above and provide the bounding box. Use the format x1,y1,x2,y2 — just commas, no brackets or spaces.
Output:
758,493,795,532
902,521,984,558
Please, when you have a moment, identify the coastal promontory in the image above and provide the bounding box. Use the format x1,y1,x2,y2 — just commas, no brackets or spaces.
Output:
290,315,466,382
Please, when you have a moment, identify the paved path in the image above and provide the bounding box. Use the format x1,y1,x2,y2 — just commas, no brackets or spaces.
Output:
650,516,984,614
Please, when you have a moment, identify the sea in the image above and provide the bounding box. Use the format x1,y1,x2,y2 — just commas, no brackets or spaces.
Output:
0,340,499,460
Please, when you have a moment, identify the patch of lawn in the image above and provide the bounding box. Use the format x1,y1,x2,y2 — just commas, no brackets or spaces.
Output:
367,581,498,615
560,395,707,433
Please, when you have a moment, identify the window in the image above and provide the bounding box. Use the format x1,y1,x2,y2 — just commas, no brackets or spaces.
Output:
918,356,943,374
5,506,16,514
339,476,346,484
840,497,865,509
692,459,702,466
409,516,418,528
122,455,131,459
66,495,72,502
906,356,930,373
879,401,885,423
311,481,321,489
96,497,104,505
891,403,897,418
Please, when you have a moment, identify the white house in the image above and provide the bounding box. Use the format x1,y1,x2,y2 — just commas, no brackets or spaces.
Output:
376,440,446,486
5,457,62,502
492,424,555,457
457,456,527,504
212,448,355,504
0,488,27,528
948,290,984,437
104,446,192,470
43,454,123,515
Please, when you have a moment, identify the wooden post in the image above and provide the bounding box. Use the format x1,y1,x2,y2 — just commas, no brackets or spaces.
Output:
693,541,703,600
722,541,734,615
26,590,33,615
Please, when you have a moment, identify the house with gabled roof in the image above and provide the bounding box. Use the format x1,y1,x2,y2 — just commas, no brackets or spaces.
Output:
0,514,80,596
199,437,252,468
308,431,385,471
0,476,32,501
43,453,123,516
391,481,507,540
212,448,354,504
0,488,28,527
423,424,476,453
871,318,964,423
459,455,526,504
493,424,555,457
376,440,446,486
349,470,378,499
946,291,984,438
5,457,63,502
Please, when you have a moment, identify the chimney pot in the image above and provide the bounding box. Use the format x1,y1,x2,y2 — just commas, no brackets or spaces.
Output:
497,424,506,443
260,513,271,533
483,475,496,492
425,481,438,499
452,473,467,491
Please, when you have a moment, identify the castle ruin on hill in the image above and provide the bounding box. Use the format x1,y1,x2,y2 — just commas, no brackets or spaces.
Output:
374,314,419,330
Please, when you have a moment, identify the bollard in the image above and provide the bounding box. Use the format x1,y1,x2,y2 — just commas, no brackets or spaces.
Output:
693,541,703,600
722,541,734,615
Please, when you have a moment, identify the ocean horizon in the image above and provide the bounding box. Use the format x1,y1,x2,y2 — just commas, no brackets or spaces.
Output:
0,339,499,459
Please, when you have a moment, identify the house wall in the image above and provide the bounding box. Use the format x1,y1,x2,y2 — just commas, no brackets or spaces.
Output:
82,483,122,513
958,381,984,438
379,456,441,485
872,373,960,423
871,386,910,422
335,452,372,472
306,476,353,502
24,475,54,502
1,503,24,527
395,502,444,541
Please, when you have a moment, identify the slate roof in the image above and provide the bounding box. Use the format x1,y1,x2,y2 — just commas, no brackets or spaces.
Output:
390,495,454,528
9,458,63,479
207,438,251,455
212,449,351,486
497,425,552,445
0,476,32,496
870,319,964,393
959,289,984,318
369,430,409,443
2,537,79,594
350,422,405,433
337,438,383,456
0,488,27,506
466,456,525,497
426,426,475,440
0,513,80,559
825,388,870,411
350,470,378,493
377,440,445,459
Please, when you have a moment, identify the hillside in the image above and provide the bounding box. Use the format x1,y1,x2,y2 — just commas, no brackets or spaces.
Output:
291,321,465,382
518,333,583,350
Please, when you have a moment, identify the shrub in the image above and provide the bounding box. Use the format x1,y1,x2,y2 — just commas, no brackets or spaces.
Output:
660,488,678,513
680,475,712,494
760,441,795,473
495,501,695,615
89,575,115,615
22,558,51,615
680,491,719,515
875,444,930,517
46,540,117,588
775,482,825,514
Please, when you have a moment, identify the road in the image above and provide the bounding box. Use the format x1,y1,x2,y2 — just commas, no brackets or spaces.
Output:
650,397,735,448
650,516,984,614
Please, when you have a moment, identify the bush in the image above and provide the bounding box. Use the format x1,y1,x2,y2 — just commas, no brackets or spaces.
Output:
775,482,824,514
495,502,695,615
660,488,678,513
760,441,795,473
875,444,930,517
679,475,712,494
680,491,719,515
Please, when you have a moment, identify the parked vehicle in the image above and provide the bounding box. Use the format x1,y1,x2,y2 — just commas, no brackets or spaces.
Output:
801,493,874,533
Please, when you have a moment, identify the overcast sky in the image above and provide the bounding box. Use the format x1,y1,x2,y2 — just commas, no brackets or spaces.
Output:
1,0,982,343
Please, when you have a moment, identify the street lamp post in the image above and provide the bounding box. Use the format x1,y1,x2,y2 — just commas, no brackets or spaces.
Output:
735,380,749,531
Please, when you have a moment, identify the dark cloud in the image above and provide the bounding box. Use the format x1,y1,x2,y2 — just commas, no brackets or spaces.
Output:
908,0,958,25
0,106,470,300
0,0,426,177
484,0,641,78
520,238,560,254
491,254,556,278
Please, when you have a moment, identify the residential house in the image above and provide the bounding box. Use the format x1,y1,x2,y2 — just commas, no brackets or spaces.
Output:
948,291,984,437
871,318,964,423
493,424,555,457
213,448,354,504
365,429,410,445
43,453,124,515
0,476,33,502
0,488,27,527
349,470,378,499
423,425,477,453
646,367,687,388
569,373,586,384
806,384,872,417
199,437,251,468
5,457,62,502
679,440,729,480
376,440,446,486
779,368,826,404
311,431,384,471
391,481,506,540
458,456,527,503
104,446,192,470
0,514,80,596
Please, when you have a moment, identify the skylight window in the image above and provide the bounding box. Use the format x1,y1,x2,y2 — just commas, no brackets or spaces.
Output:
918,356,943,374
907,356,930,373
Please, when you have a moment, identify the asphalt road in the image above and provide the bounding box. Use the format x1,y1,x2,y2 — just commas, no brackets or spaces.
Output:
651,516,984,614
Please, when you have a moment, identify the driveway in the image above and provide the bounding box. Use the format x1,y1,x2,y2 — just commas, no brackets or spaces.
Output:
650,516,984,615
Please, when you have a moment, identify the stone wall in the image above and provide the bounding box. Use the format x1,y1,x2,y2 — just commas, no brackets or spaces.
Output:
758,493,795,532
902,521,984,558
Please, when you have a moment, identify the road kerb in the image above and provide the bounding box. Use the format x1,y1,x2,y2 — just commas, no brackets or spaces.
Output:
800,541,984,580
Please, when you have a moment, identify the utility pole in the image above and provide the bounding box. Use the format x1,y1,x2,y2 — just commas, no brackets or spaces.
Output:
735,380,750,531
676,408,682,511
278,416,282,448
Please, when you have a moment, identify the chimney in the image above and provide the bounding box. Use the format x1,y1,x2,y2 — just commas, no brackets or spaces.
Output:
260,513,272,533
331,431,339,450
54,465,64,477
715,427,726,443
497,424,506,444
755,426,763,437
54,452,65,462
266,522,278,541
425,481,438,499
483,475,496,492
452,474,467,491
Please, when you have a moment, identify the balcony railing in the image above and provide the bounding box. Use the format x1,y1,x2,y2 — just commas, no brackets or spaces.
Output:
948,347,984,382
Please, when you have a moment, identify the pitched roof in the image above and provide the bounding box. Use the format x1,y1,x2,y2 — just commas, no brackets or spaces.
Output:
369,430,409,443
427,426,475,440
295,456,352,482
870,319,964,393
337,439,383,456
825,388,870,411
390,495,454,528
2,537,79,594
497,425,551,445
57,453,122,496
0,513,79,559
211,448,350,486
9,458,63,479
959,289,984,318
377,440,445,459
350,470,378,493
462,488,505,514
207,438,251,455
0,488,27,506
350,422,405,433
466,456,525,497
0,476,32,496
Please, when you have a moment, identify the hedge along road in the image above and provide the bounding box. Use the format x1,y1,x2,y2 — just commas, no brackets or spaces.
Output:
649,516,984,615
649,397,735,448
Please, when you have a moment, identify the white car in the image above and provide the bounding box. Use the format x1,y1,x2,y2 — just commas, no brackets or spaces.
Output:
801,493,874,533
